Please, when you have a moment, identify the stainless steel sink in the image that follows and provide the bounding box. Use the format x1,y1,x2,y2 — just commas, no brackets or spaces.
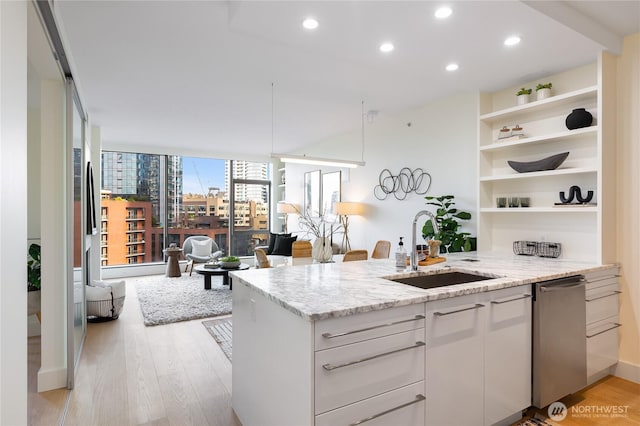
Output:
387,271,494,290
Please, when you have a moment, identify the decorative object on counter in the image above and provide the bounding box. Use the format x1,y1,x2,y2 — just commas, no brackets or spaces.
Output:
334,201,364,253
513,240,562,258
496,197,507,208
559,185,594,204
516,87,532,105
535,82,552,100
427,239,442,258
374,167,432,200
513,240,538,256
565,108,593,130
508,197,520,208
507,151,569,173
394,237,407,268
312,237,333,263
219,256,241,269
498,126,512,139
519,197,530,207
422,195,474,253
536,242,562,258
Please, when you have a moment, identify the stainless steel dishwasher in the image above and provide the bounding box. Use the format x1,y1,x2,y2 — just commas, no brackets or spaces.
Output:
532,275,587,408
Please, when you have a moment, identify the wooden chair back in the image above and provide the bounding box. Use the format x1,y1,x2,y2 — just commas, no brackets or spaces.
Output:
292,240,313,258
371,240,391,259
343,249,369,262
254,248,271,268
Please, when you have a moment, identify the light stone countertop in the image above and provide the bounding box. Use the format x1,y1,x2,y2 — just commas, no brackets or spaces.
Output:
230,251,616,321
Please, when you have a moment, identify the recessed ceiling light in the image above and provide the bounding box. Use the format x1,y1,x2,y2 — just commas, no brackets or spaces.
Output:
435,7,452,19
504,36,521,46
302,18,319,30
379,42,394,53
446,63,459,71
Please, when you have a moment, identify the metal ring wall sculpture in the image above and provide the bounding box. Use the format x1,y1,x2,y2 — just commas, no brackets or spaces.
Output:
374,168,432,200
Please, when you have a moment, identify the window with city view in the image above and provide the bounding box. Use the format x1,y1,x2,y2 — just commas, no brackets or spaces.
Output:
100,152,271,266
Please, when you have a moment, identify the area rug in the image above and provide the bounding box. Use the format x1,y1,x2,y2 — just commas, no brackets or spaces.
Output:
202,317,233,362
132,274,232,326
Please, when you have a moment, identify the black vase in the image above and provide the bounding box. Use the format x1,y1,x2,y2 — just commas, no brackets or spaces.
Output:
565,108,593,130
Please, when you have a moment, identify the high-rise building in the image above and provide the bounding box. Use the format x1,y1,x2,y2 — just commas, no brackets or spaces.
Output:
225,160,269,202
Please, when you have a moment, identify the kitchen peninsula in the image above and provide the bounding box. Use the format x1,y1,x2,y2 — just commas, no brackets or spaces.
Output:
230,253,618,426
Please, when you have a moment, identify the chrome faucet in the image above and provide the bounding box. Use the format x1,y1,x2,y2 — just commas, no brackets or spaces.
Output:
412,210,439,271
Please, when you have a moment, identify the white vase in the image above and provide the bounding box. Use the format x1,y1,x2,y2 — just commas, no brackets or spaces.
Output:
28,290,41,317
536,88,551,100
312,238,333,263
517,94,529,105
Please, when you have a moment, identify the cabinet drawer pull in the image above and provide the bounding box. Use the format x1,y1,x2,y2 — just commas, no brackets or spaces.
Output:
491,294,531,304
434,303,484,316
585,290,621,302
348,394,425,426
322,341,425,371
321,315,425,339
587,323,621,338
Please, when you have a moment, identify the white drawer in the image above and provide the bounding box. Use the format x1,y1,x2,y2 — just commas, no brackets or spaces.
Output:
585,275,617,291
586,283,619,324
315,303,425,350
584,267,618,283
315,328,425,415
587,318,620,377
315,381,425,426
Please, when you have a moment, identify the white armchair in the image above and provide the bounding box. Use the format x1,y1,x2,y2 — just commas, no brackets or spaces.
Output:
183,236,223,275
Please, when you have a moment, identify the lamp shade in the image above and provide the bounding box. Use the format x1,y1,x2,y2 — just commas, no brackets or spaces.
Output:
334,202,364,216
277,202,299,214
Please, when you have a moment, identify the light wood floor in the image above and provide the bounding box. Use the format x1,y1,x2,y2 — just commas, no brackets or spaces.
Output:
28,279,639,426
29,278,240,426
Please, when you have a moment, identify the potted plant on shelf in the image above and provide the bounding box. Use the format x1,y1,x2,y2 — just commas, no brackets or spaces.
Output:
422,195,475,253
27,243,41,318
516,87,532,105
536,82,552,100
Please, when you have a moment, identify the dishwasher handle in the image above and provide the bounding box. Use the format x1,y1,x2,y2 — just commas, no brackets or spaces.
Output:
539,276,586,292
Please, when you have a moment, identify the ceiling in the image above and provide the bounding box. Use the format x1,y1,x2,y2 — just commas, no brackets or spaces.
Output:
52,1,639,161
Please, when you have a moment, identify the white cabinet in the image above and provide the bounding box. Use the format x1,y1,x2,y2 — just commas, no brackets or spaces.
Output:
585,269,620,382
315,304,426,425
426,286,532,426
477,57,616,263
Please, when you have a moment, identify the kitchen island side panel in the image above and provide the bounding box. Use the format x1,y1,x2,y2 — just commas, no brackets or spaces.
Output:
232,280,314,426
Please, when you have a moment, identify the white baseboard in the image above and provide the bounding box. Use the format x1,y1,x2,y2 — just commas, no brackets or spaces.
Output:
37,366,67,392
614,360,640,384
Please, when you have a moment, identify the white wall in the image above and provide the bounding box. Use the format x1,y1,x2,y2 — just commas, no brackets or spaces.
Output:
285,92,478,253
615,32,640,381
0,1,28,423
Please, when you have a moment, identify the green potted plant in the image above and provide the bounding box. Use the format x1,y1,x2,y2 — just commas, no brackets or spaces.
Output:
516,87,532,105
27,243,41,318
422,195,474,253
536,82,552,100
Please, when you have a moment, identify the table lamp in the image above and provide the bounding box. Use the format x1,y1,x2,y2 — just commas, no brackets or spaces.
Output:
334,202,364,253
277,202,298,233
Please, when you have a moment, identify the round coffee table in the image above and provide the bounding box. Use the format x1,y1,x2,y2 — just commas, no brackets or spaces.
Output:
194,263,250,290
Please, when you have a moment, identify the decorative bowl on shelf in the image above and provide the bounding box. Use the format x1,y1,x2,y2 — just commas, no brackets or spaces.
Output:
507,152,569,173
219,256,241,269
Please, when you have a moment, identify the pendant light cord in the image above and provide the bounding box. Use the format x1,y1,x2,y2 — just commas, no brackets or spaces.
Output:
361,100,365,163
271,82,274,154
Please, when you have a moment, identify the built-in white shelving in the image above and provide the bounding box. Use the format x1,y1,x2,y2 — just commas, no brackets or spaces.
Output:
477,59,615,262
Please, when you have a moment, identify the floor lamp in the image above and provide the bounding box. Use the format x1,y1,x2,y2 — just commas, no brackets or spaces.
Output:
334,202,364,253
277,202,298,233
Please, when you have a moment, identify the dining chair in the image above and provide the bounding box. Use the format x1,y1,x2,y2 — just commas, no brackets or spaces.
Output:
343,249,369,262
371,240,391,259
292,240,313,265
254,248,271,269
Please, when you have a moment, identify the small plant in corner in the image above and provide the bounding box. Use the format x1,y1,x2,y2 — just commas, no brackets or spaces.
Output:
27,243,41,291
422,195,473,253
536,83,552,91
516,87,532,96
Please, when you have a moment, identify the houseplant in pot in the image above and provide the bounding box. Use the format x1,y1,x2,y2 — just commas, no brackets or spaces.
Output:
422,195,474,253
27,243,41,318
516,87,532,105
536,82,552,100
